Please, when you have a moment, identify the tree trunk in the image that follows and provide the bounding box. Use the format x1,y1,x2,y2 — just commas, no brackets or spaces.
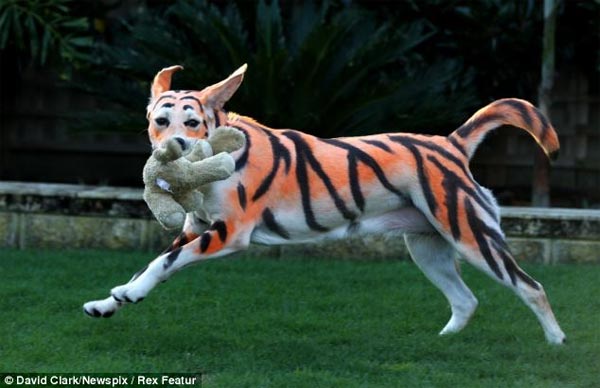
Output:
532,0,559,207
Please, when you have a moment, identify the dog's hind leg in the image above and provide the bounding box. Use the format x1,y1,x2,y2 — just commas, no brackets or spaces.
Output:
411,184,565,343
404,232,478,335
455,235,566,344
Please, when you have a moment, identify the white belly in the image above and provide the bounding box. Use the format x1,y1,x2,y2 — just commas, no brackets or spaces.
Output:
250,206,434,246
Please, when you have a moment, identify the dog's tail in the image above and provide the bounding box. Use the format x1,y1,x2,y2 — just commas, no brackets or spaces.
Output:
448,98,559,161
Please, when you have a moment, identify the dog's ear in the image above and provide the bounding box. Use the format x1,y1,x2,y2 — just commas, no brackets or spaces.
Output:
201,64,247,110
151,65,183,98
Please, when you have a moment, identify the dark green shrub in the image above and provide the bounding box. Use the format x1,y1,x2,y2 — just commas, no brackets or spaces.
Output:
76,0,475,137
0,0,91,66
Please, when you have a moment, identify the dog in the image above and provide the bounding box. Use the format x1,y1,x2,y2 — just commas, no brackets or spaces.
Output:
84,65,566,344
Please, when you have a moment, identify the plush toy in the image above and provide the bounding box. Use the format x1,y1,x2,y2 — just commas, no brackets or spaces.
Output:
143,126,246,230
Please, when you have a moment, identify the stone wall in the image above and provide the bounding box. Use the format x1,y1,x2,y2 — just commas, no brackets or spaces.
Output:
1,182,599,263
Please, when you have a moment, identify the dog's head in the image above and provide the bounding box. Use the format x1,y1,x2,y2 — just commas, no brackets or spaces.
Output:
146,64,247,150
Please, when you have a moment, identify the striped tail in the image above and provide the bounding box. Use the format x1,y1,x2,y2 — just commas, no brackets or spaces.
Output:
448,98,560,161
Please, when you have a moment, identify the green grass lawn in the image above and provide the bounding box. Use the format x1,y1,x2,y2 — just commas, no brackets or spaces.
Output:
0,248,598,387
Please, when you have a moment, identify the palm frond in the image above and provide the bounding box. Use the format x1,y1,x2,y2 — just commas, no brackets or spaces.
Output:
0,0,91,65
72,0,476,138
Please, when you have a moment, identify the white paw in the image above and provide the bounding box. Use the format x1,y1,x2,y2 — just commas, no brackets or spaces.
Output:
83,297,122,318
439,314,471,335
111,283,149,304
439,298,478,336
546,330,567,345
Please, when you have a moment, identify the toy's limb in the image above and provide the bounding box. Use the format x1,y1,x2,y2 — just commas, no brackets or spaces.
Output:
142,135,237,231
143,187,187,230
176,190,204,214
146,152,234,194
185,152,236,188
208,126,246,154
186,140,213,163
153,138,184,162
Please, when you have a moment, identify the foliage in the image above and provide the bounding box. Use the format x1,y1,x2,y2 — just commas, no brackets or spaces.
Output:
1,248,599,387
362,0,540,101
0,0,92,66
75,0,476,137
369,0,600,102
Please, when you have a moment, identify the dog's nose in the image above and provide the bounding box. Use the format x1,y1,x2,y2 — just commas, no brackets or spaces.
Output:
173,137,188,151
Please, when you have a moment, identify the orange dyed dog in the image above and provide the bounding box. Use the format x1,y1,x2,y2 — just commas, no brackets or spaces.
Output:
84,65,565,344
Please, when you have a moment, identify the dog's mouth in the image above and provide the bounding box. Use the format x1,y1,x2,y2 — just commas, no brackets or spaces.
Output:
174,137,187,150
154,137,200,156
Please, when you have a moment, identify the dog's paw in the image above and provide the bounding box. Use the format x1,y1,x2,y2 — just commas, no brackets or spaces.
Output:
83,297,122,318
546,330,567,345
110,283,147,304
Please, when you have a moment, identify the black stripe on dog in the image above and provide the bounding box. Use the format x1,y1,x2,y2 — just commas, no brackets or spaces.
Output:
454,113,503,139
163,247,182,269
361,139,393,153
151,94,175,110
210,221,228,242
502,99,533,129
162,232,189,254
347,153,365,212
200,233,212,253
464,197,504,281
448,136,467,156
252,127,292,201
262,208,290,239
131,264,149,281
282,131,329,232
237,183,247,210
233,127,251,171
179,95,202,108
291,134,356,221
322,138,405,200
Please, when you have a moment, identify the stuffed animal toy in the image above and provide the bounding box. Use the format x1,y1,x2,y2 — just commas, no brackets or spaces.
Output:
143,126,246,230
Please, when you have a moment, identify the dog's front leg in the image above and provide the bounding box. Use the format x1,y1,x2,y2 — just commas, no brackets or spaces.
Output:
110,219,245,304
83,216,244,318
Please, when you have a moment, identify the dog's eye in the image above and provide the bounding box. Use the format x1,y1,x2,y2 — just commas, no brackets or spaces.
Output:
184,119,200,127
155,117,170,127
